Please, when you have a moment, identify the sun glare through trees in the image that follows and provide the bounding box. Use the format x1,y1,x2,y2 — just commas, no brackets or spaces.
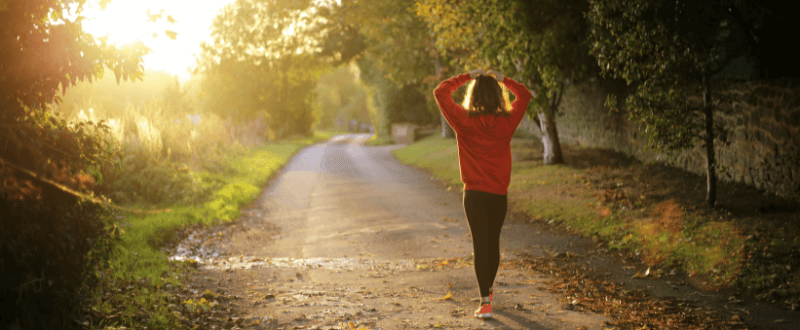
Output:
3,0,800,329
81,0,236,82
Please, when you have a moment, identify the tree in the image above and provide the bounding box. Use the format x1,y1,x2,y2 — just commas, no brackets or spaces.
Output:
1,0,147,327
587,0,770,206
416,0,595,164
193,0,326,138
318,0,444,137
1,0,150,182
312,64,370,130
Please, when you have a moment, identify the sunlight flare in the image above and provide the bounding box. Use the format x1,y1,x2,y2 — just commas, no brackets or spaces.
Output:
82,0,236,81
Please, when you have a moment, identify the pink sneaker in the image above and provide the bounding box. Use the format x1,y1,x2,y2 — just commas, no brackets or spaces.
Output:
474,303,492,319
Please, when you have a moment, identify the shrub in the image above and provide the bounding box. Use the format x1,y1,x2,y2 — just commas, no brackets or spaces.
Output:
0,113,121,329
71,103,251,207
0,197,120,329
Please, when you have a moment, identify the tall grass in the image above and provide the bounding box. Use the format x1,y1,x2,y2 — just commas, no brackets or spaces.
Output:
73,105,332,328
67,101,258,206
55,74,335,329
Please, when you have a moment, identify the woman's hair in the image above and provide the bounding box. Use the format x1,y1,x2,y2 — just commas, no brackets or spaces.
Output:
462,74,511,117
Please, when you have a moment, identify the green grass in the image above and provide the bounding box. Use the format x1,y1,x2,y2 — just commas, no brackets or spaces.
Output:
392,134,747,287
88,132,330,329
393,135,461,185
316,128,350,137
364,134,396,146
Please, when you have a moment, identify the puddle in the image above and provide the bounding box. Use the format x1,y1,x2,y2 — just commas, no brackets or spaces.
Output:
168,225,419,272
168,230,222,261
171,255,416,272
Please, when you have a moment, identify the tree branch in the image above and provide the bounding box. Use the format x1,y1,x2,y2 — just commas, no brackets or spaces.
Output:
0,157,171,215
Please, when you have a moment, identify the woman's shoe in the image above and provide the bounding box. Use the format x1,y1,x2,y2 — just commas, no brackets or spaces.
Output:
474,303,492,319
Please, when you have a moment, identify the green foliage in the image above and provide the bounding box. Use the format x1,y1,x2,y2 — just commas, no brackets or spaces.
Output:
364,134,396,146
0,196,121,329
62,99,245,207
415,0,593,116
0,0,148,118
392,135,462,185
194,0,326,139
202,182,260,223
318,0,441,136
87,136,323,329
332,0,438,87
388,84,436,126
1,1,152,325
0,111,120,330
586,0,741,152
585,0,768,204
313,64,371,130
358,58,398,138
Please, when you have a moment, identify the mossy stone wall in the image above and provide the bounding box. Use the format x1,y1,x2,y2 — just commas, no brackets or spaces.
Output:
517,77,800,201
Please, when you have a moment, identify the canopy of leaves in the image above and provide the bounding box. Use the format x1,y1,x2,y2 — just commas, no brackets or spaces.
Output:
1,0,148,117
1,1,147,327
194,0,326,138
586,0,750,151
415,0,593,114
313,64,370,130
1,0,149,185
326,0,437,86
316,0,441,133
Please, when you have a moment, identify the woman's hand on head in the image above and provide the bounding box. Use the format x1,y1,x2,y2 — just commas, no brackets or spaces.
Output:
487,70,504,82
469,69,486,79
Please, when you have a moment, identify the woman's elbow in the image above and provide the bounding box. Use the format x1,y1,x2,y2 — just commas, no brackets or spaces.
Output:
433,88,449,102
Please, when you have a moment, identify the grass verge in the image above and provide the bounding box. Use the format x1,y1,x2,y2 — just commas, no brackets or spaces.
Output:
393,135,796,304
85,132,332,329
363,134,396,146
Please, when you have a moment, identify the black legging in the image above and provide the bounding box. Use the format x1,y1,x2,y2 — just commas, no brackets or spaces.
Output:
463,189,507,298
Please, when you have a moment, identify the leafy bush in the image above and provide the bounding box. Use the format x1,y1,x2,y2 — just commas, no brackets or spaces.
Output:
202,181,260,222
69,102,253,207
0,113,122,330
0,198,121,329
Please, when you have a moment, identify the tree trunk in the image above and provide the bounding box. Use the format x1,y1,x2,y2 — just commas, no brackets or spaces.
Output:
441,114,455,138
433,57,455,138
702,76,717,206
537,107,563,165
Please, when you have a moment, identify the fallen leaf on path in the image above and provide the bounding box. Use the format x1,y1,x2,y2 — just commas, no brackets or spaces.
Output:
631,267,651,279
201,289,216,299
434,292,453,301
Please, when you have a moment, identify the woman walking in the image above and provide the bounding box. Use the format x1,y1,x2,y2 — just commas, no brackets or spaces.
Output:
433,69,531,319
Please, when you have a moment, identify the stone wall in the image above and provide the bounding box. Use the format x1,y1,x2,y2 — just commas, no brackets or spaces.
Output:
517,77,800,201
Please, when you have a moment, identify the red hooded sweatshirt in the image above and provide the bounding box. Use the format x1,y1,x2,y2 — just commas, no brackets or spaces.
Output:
434,73,531,195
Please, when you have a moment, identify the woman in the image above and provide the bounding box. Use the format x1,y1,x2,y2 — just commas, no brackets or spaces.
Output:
433,69,531,319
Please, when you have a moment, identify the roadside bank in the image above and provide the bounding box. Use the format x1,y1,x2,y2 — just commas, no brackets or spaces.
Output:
393,134,800,329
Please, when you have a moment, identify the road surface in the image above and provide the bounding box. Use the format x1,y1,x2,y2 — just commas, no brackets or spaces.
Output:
173,134,610,329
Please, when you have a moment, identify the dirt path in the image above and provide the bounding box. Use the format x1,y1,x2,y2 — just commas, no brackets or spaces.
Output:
169,134,800,330
171,134,609,329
